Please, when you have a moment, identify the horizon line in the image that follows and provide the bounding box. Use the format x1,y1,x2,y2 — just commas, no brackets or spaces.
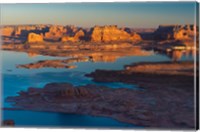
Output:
0,23,195,29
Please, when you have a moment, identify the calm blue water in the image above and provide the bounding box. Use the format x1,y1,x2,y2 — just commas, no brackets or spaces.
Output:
1,50,194,127
2,110,137,128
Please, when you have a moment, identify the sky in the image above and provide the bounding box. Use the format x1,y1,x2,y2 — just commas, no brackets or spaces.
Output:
0,2,197,28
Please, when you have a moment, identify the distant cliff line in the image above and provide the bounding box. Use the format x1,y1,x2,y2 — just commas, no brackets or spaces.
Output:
0,24,198,46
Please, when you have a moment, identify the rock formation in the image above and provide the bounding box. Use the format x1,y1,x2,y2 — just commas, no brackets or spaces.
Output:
16,57,88,69
1,24,197,45
27,33,43,43
154,25,196,42
61,36,76,42
1,24,143,44
44,25,67,41
6,73,195,128
1,27,14,36
61,29,85,42
130,32,142,41
74,30,85,40
91,25,141,42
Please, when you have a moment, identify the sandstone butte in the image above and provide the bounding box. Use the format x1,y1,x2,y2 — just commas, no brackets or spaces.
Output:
61,29,85,42
44,25,67,40
1,26,15,36
154,24,196,41
27,32,44,43
0,25,48,37
90,25,142,42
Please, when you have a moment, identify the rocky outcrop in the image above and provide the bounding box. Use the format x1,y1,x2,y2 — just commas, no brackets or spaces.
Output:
6,75,195,128
16,57,89,69
124,61,194,76
85,62,195,128
44,25,67,41
154,25,196,42
61,29,85,42
130,32,142,41
27,33,43,43
1,27,14,36
74,30,85,40
61,36,76,42
91,25,142,42
2,24,197,46
43,83,93,98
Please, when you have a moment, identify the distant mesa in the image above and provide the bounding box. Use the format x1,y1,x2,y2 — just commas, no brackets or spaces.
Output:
90,25,142,42
1,27,15,36
154,25,196,41
0,24,198,48
28,32,43,43
61,29,85,42
44,25,67,41
130,32,142,41
0,24,143,44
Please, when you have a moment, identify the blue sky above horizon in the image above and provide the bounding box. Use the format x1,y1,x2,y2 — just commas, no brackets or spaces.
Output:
1,2,197,28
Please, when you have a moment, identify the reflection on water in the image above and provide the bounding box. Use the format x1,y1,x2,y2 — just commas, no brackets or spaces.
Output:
13,47,154,70
8,48,196,73
27,52,39,58
154,49,195,62
169,49,195,62
1,49,194,127
2,50,171,74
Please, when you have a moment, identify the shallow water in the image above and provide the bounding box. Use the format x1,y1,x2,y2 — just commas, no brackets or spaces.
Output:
1,50,194,127
3,110,137,128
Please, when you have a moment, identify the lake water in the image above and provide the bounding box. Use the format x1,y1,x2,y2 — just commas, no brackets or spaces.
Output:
1,50,194,128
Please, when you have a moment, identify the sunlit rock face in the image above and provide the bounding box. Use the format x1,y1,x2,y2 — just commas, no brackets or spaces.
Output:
1,25,49,37
154,25,196,42
74,30,85,40
27,33,44,43
90,25,142,42
1,25,49,44
61,29,85,42
1,26,15,36
44,25,67,41
1,25,143,44
130,32,142,41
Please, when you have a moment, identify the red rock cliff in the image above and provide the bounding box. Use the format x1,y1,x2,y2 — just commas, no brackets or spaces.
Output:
27,33,43,43
91,25,141,42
